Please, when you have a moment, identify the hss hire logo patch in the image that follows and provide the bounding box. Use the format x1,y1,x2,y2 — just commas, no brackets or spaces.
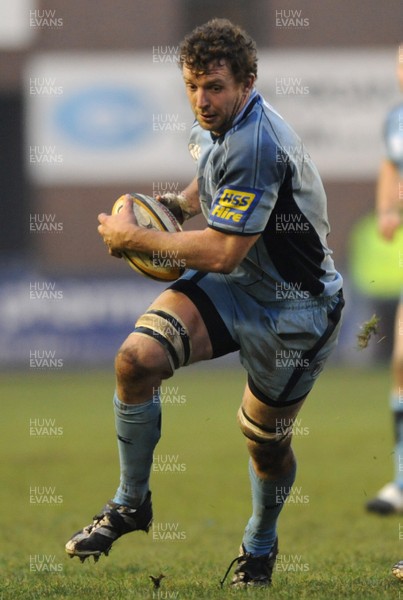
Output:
210,187,262,226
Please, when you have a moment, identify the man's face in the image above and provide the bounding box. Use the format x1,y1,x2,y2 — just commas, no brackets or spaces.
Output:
183,60,253,135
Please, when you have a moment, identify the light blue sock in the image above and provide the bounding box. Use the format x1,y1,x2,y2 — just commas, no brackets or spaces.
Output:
391,392,403,490
112,391,161,508
243,458,296,556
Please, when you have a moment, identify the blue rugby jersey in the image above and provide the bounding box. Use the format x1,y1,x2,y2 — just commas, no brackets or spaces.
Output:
384,103,403,175
188,91,342,301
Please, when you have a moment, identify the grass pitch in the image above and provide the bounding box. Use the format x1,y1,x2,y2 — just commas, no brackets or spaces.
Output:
1,364,402,599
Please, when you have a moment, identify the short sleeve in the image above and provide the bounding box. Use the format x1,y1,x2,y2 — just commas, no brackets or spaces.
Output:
207,133,285,235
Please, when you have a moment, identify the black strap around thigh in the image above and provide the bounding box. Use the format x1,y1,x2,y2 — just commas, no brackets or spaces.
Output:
169,275,240,358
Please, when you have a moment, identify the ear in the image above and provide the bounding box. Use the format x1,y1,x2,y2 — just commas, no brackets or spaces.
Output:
243,73,256,94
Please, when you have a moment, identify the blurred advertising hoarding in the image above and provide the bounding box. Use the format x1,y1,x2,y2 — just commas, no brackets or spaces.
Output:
25,48,400,184
0,275,158,366
25,52,194,184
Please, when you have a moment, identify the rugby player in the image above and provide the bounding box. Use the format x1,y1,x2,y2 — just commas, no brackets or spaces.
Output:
65,19,344,587
366,45,403,516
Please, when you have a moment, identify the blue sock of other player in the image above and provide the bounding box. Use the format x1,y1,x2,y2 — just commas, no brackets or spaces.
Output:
243,458,297,556
112,391,161,508
392,392,403,491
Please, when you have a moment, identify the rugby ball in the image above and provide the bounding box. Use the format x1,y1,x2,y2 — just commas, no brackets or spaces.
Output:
111,193,185,282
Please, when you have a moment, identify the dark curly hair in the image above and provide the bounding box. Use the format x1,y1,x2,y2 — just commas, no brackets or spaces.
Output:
179,18,258,84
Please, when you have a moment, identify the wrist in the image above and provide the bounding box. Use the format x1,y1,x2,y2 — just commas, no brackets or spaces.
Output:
177,191,193,222
160,192,192,224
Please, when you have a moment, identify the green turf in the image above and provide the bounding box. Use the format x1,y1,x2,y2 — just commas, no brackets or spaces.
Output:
1,365,403,599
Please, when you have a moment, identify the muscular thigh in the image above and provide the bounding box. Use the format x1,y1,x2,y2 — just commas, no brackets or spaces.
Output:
116,290,213,402
146,289,214,363
123,289,213,370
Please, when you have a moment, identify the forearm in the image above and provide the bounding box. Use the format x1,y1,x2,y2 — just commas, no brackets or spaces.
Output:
98,195,260,271
122,226,238,273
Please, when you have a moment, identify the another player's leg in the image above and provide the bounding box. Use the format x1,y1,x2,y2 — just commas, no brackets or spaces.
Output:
367,300,403,514
65,289,213,561
222,384,306,588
